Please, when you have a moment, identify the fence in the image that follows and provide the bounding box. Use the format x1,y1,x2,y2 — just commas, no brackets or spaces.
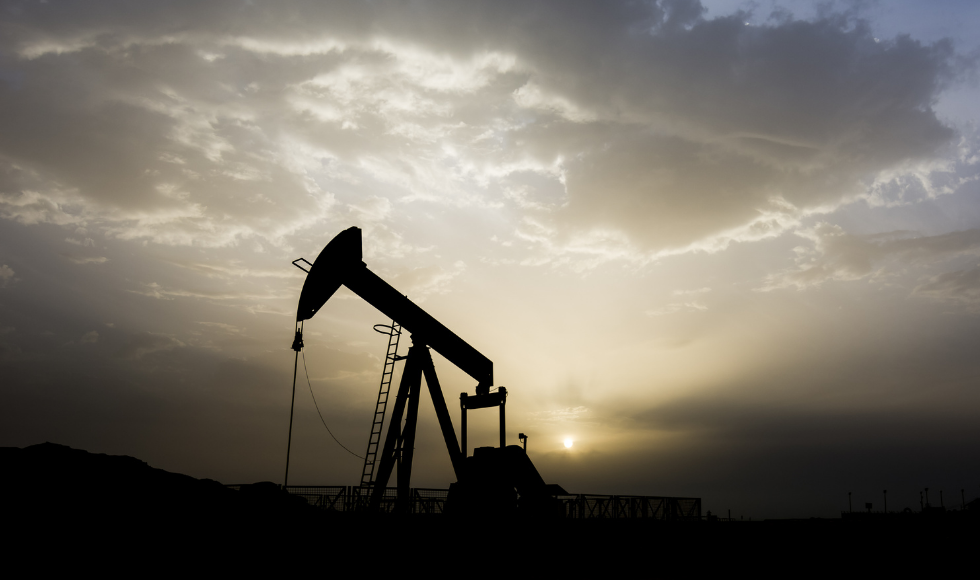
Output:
556,494,702,521
231,485,700,520
269,485,449,514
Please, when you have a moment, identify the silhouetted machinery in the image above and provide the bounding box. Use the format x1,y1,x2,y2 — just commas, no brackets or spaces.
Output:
291,227,565,515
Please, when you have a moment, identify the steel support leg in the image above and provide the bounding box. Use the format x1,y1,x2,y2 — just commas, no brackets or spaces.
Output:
419,348,464,478
460,398,467,459
397,347,424,511
370,350,418,511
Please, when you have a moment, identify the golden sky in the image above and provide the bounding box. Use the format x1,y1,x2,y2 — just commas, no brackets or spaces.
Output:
2,0,980,518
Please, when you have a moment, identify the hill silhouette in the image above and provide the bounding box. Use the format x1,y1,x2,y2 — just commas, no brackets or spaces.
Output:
2,443,318,533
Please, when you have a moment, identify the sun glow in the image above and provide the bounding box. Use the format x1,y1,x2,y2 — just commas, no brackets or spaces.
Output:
563,438,574,448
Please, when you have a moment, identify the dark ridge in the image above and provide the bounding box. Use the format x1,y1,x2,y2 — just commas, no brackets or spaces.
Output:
1,443,318,532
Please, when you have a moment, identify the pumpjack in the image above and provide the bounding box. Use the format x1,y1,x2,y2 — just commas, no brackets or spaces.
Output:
289,227,564,515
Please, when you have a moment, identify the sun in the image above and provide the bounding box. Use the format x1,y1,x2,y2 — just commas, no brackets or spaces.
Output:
563,438,573,449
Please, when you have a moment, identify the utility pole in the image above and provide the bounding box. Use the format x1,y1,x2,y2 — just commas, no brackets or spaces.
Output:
883,489,887,514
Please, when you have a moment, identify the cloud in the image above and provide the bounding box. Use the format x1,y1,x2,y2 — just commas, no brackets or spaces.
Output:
512,82,596,123
914,266,980,308
165,259,304,281
63,255,108,265
627,377,980,458
115,332,184,359
505,219,654,272
760,224,980,290
529,406,590,423
0,26,337,248
0,264,15,287
387,260,466,301
116,332,186,359
194,322,243,334
444,0,961,254
645,302,708,316
80,331,99,344
0,0,968,268
673,287,711,296
128,282,289,303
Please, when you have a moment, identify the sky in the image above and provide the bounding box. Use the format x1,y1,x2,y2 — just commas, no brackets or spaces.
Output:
1,0,979,519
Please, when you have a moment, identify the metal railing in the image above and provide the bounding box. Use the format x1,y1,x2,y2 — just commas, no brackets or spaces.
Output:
233,485,701,519
257,485,449,514
556,494,702,521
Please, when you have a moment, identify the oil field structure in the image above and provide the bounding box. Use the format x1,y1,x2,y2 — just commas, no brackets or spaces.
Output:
280,227,702,521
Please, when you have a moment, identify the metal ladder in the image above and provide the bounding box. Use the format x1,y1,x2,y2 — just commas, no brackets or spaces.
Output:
360,321,403,488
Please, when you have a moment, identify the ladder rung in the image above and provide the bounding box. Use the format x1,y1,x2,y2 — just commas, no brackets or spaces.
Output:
360,320,402,487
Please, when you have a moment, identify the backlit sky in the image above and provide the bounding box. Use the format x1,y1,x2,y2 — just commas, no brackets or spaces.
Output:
2,0,979,518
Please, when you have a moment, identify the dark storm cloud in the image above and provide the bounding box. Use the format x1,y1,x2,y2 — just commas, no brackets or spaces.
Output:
535,403,980,517
630,385,980,446
370,0,962,248
0,7,342,245
0,323,378,483
530,340,980,516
